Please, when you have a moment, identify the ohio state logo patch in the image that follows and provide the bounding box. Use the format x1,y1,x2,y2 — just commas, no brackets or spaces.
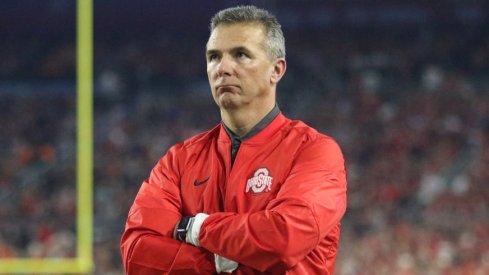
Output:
246,168,273,193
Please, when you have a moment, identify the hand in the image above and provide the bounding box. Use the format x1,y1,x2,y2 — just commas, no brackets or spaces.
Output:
173,213,209,247
214,254,239,273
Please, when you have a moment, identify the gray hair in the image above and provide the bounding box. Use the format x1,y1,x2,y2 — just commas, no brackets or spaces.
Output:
209,5,286,60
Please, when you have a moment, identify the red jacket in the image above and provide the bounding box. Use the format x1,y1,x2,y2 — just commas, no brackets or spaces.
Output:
121,113,347,274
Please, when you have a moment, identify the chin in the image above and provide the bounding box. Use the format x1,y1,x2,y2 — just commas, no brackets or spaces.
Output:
216,93,238,108
218,97,241,110
219,100,238,110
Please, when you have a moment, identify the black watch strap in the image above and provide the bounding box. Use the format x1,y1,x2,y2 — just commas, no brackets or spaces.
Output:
175,216,194,242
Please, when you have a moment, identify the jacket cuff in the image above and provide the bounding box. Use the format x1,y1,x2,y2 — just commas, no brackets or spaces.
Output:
186,213,209,247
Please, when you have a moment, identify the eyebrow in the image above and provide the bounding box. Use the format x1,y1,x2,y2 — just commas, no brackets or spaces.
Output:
205,49,219,57
206,46,251,56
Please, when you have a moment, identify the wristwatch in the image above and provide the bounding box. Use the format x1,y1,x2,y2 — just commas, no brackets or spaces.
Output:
174,216,194,242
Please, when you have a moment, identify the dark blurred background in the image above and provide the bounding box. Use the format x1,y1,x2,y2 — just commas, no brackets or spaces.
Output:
1,0,489,274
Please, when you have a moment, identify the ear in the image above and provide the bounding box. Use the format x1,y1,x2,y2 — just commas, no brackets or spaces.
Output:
270,58,286,85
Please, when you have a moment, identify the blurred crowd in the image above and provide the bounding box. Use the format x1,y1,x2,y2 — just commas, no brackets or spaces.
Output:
1,1,489,274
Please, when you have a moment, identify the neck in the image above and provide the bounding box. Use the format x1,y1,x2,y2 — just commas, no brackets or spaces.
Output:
221,102,275,137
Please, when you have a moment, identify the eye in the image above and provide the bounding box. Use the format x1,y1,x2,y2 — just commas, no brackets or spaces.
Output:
207,54,220,62
236,51,249,59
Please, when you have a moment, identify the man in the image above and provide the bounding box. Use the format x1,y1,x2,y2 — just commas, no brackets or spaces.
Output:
121,5,347,274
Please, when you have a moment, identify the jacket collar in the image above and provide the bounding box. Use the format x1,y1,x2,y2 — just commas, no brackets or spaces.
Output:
219,105,288,144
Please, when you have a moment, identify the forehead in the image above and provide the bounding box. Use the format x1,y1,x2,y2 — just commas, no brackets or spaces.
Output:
206,23,266,51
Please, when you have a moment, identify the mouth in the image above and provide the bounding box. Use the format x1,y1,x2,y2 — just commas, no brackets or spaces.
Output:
216,84,239,93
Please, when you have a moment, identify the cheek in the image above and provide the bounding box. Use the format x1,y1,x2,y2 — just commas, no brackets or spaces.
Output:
243,66,260,80
207,63,218,78
250,67,269,86
207,67,214,79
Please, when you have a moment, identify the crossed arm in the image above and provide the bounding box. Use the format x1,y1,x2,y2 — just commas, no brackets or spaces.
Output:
121,139,347,274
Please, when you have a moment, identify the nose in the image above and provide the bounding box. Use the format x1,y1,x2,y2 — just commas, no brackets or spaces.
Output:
216,55,233,77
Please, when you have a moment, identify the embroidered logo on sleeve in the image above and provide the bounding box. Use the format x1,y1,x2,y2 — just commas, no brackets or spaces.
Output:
246,168,273,193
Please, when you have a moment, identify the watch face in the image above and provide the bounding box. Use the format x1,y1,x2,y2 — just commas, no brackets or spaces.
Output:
176,216,192,241
179,216,191,229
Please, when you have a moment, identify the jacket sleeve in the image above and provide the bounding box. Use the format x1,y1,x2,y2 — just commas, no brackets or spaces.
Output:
198,137,347,272
120,145,216,274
